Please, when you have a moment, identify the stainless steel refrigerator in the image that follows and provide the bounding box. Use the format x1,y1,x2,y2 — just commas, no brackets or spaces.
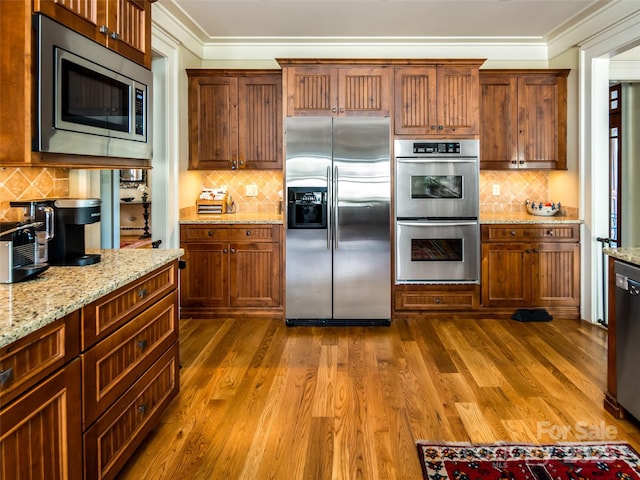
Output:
285,117,391,326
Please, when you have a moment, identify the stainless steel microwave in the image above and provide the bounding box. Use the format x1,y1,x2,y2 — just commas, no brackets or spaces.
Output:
33,14,152,160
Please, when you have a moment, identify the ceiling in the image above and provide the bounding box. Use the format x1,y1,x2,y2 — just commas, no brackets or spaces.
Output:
163,0,613,43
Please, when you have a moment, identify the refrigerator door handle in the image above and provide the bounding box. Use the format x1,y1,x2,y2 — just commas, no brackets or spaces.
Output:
334,165,339,250
327,165,332,250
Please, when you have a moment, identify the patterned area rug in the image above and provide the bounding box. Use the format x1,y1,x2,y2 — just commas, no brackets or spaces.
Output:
416,442,640,479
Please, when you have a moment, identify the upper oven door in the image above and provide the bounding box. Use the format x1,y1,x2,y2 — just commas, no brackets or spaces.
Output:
395,157,479,219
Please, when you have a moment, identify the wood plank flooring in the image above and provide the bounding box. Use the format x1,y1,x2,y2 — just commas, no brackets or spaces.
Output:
118,317,640,480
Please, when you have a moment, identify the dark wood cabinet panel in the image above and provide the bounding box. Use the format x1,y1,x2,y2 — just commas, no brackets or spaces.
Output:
180,224,283,317
394,63,481,136
481,224,580,314
0,359,83,480
280,62,391,117
187,70,282,170
480,70,569,170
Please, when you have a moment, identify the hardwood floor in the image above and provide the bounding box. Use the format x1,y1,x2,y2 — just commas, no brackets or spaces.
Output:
118,316,640,479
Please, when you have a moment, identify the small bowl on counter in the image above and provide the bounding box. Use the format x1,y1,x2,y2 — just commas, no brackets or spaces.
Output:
525,200,561,216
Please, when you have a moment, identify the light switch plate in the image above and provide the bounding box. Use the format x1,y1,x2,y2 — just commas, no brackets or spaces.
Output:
246,184,258,196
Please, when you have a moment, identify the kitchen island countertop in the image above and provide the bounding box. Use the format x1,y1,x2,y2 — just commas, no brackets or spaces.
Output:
0,248,183,348
180,212,283,224
603,247,640,268
480,212,583,224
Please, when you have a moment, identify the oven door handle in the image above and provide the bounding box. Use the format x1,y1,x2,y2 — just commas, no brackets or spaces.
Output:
396,221,478,227
396,157,478,164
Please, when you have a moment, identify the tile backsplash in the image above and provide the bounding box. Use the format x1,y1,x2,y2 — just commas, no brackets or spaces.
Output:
199,170,284,214
479,170,576,216
0,167,70,221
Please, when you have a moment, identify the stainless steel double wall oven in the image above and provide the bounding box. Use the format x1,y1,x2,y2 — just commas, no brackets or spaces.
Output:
394,139,480,283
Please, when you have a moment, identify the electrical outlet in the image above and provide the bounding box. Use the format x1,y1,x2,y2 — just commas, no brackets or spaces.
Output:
492,184,501,196
246,184,258,197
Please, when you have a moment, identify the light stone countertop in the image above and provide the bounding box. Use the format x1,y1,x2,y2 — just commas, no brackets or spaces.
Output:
603,247,640,268
0,248,184,348
480,212,583,224
180,212,283,225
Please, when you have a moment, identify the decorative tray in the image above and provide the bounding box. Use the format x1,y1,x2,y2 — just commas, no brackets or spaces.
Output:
525,200,561,216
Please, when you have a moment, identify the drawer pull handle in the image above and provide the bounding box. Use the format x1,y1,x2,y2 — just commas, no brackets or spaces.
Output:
0,368,13,386
137,288,147,299
208,230,214,236
547,230,554,236
510,231,516,236
138,404,147,414
434,297,441,304
246,230,251,236
137,339,147,351
231,248,236,254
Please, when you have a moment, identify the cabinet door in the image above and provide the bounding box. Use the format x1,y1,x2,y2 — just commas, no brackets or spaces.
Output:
285,66,339,116
517,75,566,169
238,75,283,169
481,243,531,307
480,74,519,169
0,359,82,480
34,0,103,44
531,242,580,307
394,67,438,134
180,242,229,307
188,76,239,170
436,65,480,135
105,0,152,69
229,242,281,307
338,67,390,117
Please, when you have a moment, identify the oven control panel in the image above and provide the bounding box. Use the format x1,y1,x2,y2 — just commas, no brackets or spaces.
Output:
412,142,460,154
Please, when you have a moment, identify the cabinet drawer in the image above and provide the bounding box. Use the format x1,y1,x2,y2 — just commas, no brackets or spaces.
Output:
82,262,177,348
481,224,579,242
84,343,179,480
181,225,278,242
395,285,480,311
82,291,178,427
0,311,80,406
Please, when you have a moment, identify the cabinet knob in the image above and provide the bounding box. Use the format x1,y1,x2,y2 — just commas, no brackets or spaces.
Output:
332,107,337,113
231,248,236,254
137,288,147,298
430,125,436,130
99,25,108,35
532,248,539,253
434,297,441,304
525,249,531,254
246,230,251,236
208,230,214,236
519,160,525,165
137,339,147,351
339,107,345,113
438,125,444,130
110,31,120,40
0,367,13,386
138,404,147,414
223,248,228,253
511,160,518,165
546,229,554,236
510,231,516,236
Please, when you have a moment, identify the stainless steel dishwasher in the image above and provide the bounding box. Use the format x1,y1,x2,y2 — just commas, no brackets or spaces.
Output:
615,260,640,420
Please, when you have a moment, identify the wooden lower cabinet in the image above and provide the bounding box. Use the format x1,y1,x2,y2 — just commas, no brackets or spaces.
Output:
180,224,283,317
0,261,179,480
0,358,83,480
481,224,580,318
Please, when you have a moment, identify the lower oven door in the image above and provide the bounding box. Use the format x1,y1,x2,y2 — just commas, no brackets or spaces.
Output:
396,220,479,283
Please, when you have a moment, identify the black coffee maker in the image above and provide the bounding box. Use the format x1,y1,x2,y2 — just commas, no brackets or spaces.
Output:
37,198,102,266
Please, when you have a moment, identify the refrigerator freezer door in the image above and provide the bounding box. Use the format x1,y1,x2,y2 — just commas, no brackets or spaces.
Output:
285,117,333,320
333,117,391,320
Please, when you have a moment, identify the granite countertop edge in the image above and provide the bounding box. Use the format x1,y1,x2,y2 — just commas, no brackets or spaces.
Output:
479,213,583,224
180,212,283,225
0,249,184,348
603,247,640,268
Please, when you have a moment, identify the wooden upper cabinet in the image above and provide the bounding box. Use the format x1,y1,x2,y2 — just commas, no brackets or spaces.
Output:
279,60,391,117
480,69,569,170
33,0,153,68
187,70,282,170
394,62,482,136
